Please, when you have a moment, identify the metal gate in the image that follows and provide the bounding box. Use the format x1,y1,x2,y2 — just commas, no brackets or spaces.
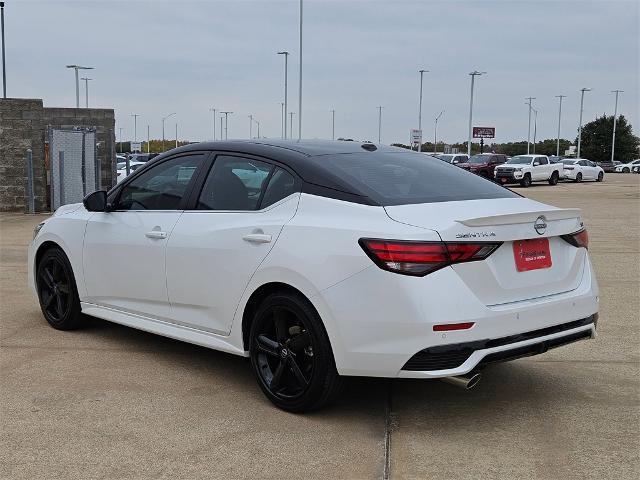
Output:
49,127,99,210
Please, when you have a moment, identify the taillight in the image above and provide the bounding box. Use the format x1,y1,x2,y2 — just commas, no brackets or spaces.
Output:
561,228,589,249
359,239,501,276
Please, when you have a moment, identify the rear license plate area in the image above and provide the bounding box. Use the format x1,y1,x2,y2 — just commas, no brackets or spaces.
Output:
513,238,552,272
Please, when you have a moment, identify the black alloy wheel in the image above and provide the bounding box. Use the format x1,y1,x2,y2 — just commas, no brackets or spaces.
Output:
249,293,342,412
575,172,583,183
597,171,604,182
36,248,82,330
548,171,559,185
520,174,532,188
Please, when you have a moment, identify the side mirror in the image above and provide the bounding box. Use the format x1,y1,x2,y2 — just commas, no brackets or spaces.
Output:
533,161,540,166
452,159,459,164
83,190,108,212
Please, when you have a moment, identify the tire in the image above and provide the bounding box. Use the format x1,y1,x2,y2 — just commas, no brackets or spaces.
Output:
520,174,532,188
597,172,604,182
249,292,343,412
548,171,559,185
574,172,583,183
623,167,630,173
36,247,83,330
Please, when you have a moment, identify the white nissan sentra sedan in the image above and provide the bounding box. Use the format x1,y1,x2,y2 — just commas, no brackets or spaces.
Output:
28,140,599,412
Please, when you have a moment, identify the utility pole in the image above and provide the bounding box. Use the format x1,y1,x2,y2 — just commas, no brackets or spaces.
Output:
555,95,566,157
434,110,444,154
175,123,178,149
467,71,486,156
289,112,295,139
1,2,6,98
280,102,285,138
220,116,223,140
161,112,176,152
147,125,150,153
377,106,383,143
249,114,253,138
221,111,233,140
209,107,216,141
577,87,591,158
525,97,536,154
277,51,289,139
131,114,140,142
118,127,123,153
331,109,335,140
418,69,428,152
611,90,623,162
66,65,93,108
81,77,91,108
532,108,538,153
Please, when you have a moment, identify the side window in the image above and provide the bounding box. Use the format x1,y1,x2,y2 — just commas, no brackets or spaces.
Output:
579,160,587,166
116,154,202,210
197,155,272,210
260,168,298,208
539,157,548,165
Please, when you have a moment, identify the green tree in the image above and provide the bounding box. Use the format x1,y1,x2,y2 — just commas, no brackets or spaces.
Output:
577,115,639,162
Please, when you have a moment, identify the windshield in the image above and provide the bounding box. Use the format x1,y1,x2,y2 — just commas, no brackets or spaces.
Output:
318,151,518,205
561,159,577,165
468,155,491,164
506,156,533,165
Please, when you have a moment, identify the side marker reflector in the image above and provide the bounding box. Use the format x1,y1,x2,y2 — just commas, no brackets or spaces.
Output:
433,322,475,332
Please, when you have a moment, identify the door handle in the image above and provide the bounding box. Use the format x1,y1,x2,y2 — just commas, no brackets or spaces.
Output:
145,231,167,239
243,233,272,244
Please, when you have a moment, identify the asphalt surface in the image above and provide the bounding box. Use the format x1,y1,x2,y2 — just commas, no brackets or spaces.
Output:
1,174,638,480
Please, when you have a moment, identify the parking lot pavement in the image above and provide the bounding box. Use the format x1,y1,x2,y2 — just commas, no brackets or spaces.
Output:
1,175,638,480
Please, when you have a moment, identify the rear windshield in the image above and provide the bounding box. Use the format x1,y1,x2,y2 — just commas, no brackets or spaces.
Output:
318,152,518,206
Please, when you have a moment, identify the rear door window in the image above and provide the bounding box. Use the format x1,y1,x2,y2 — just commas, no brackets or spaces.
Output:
260,168,298,208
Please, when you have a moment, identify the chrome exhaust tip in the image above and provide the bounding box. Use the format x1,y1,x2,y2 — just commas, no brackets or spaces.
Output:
441,372,482,390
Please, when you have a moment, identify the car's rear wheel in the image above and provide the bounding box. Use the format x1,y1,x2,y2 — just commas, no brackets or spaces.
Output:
520,174,531,188
597,171,604,182
575,172,583,183
249,292,342,412
36,247,83,330
623,167,629,173
548,171,559,185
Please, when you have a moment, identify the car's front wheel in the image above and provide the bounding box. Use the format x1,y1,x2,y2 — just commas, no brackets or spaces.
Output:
520,173,532,188
249,292,342,412
597,171,604,182
36,247,83,330
574,172,583,183
623,167,630,173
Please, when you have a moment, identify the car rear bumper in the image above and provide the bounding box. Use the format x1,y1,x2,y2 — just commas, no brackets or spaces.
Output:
316,253,599,378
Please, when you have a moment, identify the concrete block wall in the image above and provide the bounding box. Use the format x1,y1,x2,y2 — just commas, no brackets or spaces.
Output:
0,98,116,212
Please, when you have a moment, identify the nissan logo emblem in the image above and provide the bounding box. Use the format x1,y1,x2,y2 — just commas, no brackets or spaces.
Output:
534,216,547,235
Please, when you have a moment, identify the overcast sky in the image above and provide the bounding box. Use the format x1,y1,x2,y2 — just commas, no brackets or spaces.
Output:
6,0,639,146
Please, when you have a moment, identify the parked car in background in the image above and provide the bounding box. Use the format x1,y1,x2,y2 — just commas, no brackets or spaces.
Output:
456,153,507,179
116,161,145,183
437,153,469,164
116,154,127,162
561,159,604,182
614,159,640,173
598,160,620,173
549,156,564,164
127,153,159,163
632,165,640,174
494,155,563,187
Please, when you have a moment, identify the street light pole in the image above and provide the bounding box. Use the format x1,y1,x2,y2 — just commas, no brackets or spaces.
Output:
175,123,178,149
277,51,289,139
298,0,303,140
418,69,428,152
467,71,486,157
209,107,216,141
377,106,383,143
525,97,536,154
611,90,623,162
555,95,566,157
532,108,538,153
1,2,7,98
255,119,260,138
118,127,123,154
80,77,91,108
130,114,140,142
434,110,444,154
161,112,176,152
220,116,223,140
280,102,285,138
249,114,253,138
331,109,335,140
289,112,295,139
577,87,591,158
221,111,233,139
147,125,150,153
66,65,93,108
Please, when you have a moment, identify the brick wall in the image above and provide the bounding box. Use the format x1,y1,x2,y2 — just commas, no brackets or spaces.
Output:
0,98,115,212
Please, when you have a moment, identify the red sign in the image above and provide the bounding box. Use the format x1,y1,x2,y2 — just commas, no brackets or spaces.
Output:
513,238,552,272
473,127,495,138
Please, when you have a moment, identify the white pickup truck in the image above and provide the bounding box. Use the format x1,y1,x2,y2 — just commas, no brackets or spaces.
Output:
494,154,563,187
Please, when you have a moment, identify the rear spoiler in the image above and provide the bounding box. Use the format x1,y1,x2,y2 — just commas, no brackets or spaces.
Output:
456,208,581,227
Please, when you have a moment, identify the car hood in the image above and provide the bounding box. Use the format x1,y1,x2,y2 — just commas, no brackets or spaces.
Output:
53,203,83,216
